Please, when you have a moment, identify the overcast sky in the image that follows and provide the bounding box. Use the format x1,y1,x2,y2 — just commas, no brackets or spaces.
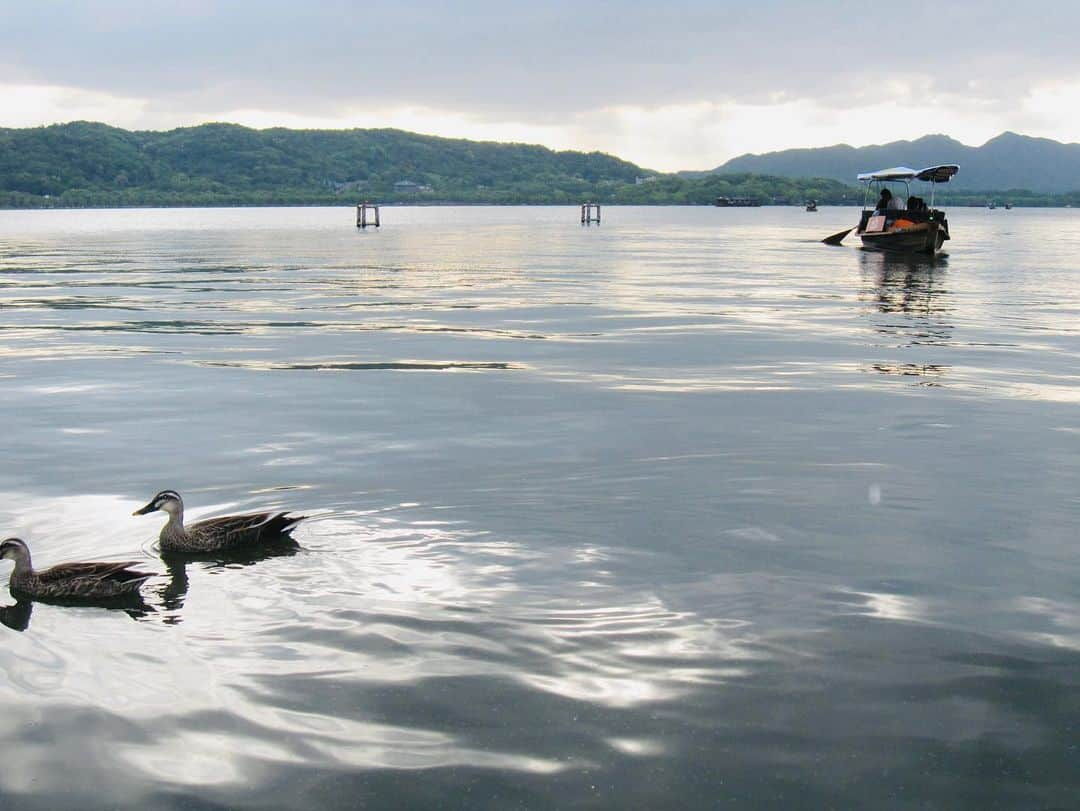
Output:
3,1,1079,170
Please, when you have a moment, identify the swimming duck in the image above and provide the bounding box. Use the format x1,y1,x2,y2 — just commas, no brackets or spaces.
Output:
0,538,153,602
133,490,305,553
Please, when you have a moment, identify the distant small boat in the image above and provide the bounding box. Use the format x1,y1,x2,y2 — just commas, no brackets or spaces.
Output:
715,196,760,207
987,201,997,210
852,165,958,254
805,200,818,212
1004,202,1013,210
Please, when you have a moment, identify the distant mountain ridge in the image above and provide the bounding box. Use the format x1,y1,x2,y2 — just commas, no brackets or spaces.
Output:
714,133,1080,193
0,120,861,208
2,121,1078,208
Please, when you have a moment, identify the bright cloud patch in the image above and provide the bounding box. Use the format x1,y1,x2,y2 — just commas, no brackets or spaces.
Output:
1,83,148,129
3,79,1080,173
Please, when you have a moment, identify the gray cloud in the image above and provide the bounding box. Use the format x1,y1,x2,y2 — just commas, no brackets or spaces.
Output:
4,0,1080,122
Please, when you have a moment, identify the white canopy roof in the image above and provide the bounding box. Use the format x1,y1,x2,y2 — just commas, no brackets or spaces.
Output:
858,166,917,182
857,164,960,183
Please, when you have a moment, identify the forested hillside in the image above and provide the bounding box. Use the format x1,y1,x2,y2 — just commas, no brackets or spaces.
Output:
2,122,1077,208
0,121,647,207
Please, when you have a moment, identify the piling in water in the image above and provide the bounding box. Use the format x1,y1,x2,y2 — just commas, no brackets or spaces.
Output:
581,202,601,225
356,202,380,228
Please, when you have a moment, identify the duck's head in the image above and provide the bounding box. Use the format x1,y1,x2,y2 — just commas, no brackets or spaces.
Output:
0,538,29,561
133,490,183,517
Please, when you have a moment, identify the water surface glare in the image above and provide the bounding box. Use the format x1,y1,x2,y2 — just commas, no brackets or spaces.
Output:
0,206,1077,809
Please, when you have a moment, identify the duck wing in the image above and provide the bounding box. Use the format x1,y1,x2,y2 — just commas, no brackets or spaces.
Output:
189,511,304,548
28,561,153,600
37,561,153,585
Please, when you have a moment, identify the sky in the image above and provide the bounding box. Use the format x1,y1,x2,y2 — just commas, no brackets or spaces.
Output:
3,0,1080,171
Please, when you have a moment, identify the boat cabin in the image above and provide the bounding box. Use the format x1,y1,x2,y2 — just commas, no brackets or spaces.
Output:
855,164,958,254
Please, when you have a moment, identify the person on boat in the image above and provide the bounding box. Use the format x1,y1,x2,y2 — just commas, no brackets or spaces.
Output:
875,189,896,211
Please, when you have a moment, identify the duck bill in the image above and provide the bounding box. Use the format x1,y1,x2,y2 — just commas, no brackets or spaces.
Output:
132,501,157,516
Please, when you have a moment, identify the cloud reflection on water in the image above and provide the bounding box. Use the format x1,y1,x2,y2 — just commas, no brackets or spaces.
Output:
1,208,1078,807
0,498,765,799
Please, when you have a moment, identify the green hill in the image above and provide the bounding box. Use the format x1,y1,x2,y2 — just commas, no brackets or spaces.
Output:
2,122,1076,208
0,121,650,207
0,121,863,208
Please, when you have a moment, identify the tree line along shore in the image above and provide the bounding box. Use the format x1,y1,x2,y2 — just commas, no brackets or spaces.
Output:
2,122,1077,209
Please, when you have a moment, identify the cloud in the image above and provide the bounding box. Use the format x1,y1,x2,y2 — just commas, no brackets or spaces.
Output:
3,1,1080,169
7,1,1080,114
0,83,149,128
5,79,1080,173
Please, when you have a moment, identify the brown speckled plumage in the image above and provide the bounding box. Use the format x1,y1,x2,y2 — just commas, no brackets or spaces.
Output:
134,490,304,554
0,538,152,602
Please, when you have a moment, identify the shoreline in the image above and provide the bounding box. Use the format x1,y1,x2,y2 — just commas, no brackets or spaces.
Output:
1,201,1074,212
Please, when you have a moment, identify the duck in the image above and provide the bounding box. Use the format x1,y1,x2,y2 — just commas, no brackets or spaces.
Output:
0,537,153,602
133,490,305,554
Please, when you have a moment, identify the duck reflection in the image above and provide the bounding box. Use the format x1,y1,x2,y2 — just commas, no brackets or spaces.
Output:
0,593,152,632
156,537,301,622
0,599,33,631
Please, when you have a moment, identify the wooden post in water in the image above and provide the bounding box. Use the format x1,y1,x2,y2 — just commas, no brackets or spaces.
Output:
356,201,380,228
581,201,601,225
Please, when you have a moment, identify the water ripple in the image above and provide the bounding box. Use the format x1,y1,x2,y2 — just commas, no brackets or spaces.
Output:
196,359,523,372
1,207,1078,808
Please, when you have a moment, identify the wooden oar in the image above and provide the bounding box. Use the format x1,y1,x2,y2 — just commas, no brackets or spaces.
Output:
822,226,855,245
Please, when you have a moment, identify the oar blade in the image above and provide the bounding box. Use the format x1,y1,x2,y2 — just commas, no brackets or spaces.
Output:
822,227,854,246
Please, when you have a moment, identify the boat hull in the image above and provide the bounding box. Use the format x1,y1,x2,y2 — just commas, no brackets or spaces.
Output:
858,220,948,255
715,197,760,207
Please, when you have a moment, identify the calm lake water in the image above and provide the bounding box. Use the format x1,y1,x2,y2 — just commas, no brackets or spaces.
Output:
0,205,1076,809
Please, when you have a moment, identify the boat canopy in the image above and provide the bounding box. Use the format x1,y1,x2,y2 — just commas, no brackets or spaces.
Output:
858,166,916,182
915,164,959,183
857,165,959,183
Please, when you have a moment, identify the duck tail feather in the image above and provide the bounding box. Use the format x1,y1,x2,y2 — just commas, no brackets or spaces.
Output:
278,514,306,534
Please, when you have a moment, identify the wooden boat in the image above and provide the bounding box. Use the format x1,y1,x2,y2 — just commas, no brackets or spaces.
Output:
854,165,958,254
806,200,818,212
715,196,760,207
